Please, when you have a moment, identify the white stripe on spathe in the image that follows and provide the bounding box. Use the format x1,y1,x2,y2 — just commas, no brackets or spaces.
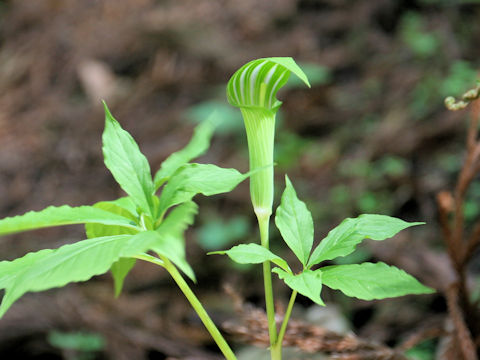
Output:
268,70,287,108
264,64,278,89
239,61,255,104
249,60,266,104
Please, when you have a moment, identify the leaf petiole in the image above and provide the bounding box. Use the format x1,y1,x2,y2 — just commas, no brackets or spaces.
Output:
136,253,236,360
274,290,297,351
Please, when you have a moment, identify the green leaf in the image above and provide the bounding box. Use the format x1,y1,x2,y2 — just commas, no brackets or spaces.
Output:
227,57,310,113
209,243,290,272
275,176,314,266
111,258,136,297
321,262,435,300
308,218,361,267
308,215,424,267
154,114,217,190
102,102,155,216
273,268,325,306
0,205,139,236
355,214,424,240
85,199,139,239
154,201,198,281
158,163,247,216
0,231,163,317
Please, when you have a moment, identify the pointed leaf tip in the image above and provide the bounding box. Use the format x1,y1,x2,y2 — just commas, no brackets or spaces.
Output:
102,101,113,118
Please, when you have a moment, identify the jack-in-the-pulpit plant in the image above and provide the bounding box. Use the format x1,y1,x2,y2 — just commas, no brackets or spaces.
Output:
212,57,434,360
0,58,434,360
0,104,240,359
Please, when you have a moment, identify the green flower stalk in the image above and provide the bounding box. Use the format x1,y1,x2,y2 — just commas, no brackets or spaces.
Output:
226,57,310,356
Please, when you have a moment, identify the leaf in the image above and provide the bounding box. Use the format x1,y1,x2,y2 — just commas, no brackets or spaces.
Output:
355,214,424,240
102,102,155,216
85,199,140,296
209,243,290,272
273,268,325,306
111,196,139,217
0,205,139,236
158,163,248,216
85,199,139,239
308,218,362,267
227,57,310,113
111,258,136,297
0,231,163,317
154,114,217,190
274,176,314,266
158,201,198,236
308,215,424,267
154,201,198,281
321,262,435,300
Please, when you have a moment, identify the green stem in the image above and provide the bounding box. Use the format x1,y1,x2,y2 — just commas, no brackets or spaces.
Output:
257,213,278,348
276,290,297,348
241,104,278,356
136,254,237,360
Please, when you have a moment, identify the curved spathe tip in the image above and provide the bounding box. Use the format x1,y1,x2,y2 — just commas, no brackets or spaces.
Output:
226,57,310,113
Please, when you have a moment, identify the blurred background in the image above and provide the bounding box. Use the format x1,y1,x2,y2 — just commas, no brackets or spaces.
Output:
0,0,479,359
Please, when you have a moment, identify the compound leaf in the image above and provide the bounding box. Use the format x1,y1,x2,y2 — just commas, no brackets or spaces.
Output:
154,114,217,190
158,163,247,216
102,102,155,217
308,215,423,267
321,262,434,300
273,268,325,306
0,205,139,236
275,176,314,266
0,231,163,317
209,243,290,272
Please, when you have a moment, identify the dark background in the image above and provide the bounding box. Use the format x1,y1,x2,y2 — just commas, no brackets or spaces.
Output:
0,1,479,359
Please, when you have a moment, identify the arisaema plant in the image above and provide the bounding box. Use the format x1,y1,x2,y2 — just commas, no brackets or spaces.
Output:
212,57,434,359
0,105,241,359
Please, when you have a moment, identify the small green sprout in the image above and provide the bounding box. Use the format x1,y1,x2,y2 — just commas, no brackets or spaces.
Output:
445,80,480,111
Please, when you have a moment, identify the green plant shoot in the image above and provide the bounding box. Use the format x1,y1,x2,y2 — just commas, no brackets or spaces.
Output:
0,106,240,360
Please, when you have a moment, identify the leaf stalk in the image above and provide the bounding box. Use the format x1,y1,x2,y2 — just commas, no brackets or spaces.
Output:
137,254,237,360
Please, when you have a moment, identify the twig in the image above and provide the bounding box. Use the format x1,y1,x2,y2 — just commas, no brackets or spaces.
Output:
396,319,445,351
445,284,478,360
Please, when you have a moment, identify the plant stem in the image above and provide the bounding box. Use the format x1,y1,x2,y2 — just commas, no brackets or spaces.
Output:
257,213,278,349
276,290,297,348
136,254,237,360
